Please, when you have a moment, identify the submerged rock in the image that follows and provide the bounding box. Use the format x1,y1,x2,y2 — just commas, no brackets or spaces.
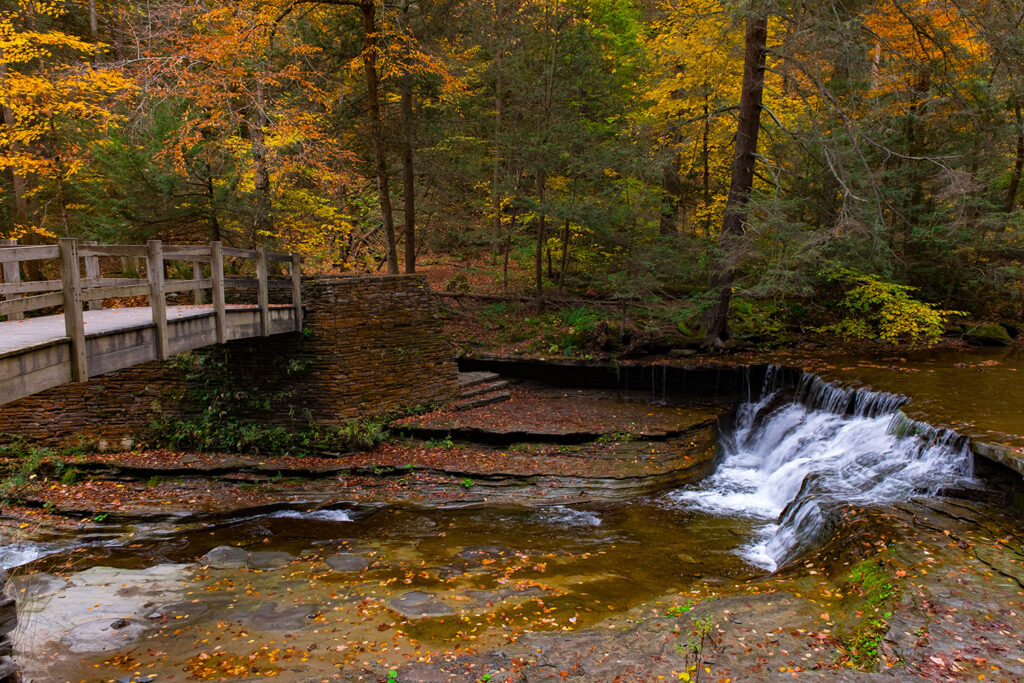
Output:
200,546,294,570
201,545,250,569
387,591,453,619
235,601,320,631
456,545,511,561
325,552,369,573
246,551,294,570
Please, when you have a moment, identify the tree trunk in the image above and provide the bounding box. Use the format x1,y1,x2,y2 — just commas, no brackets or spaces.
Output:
503,204,516,293
251,77,273,246
400,72,415,273
558,218,570,292
702,10,768,347
0,55,28,235
492,34,505,264
205,163,221,241
659,154,682,236
400,0,416,273
1007,101,1023,213
702,91,712,235
89,0,101,63
361,1,399,274
535,169,546,298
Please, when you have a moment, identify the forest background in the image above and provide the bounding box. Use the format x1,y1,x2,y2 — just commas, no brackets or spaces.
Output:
1,0,1023,350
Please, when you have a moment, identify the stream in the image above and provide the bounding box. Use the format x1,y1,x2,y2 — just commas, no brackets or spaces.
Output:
3,353,1023,681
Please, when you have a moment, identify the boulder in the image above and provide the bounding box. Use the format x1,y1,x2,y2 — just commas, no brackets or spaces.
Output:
964,323,1012,346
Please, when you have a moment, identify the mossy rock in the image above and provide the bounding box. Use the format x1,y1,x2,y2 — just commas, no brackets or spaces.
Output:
964,323,1013,346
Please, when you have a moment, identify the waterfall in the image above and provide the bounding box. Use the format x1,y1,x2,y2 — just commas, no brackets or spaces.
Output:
672,367,974,571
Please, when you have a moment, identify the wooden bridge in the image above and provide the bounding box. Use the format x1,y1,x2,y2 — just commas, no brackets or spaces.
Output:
0,239,302,406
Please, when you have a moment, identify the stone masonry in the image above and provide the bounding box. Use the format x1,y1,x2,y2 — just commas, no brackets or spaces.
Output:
0,275,459,448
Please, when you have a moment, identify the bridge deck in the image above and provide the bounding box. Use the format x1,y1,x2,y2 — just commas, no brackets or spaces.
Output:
0,306,216,355
1,304,298,405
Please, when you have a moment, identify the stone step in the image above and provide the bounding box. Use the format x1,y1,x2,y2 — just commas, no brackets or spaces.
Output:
457,371,501,389
453,390,512,412
459,379,510,399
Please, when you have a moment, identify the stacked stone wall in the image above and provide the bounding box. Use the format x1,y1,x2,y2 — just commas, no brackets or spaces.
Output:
0,275,458,448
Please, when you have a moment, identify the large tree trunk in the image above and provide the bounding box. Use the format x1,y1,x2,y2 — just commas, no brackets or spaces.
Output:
702,10,768,347
400,73,415,273
399,0,416,273
361,1,399,274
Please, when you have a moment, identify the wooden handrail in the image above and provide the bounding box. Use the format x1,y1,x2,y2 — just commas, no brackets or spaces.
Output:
0,238,304,379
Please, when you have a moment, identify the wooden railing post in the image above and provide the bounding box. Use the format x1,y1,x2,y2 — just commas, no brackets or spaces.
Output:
59,238,88,381
255,245,269,337
210,241,226,343
191,260,205,305
0,239,23,321
83,240,102,311
147,239,169,360
290,252,302,332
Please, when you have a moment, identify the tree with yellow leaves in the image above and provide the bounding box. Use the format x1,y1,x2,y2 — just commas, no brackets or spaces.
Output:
0,0,134,240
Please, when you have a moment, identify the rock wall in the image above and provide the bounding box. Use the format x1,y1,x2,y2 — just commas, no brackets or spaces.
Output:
0,275,458,449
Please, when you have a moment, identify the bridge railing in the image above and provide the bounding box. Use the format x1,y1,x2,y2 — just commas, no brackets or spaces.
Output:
0,239,302,381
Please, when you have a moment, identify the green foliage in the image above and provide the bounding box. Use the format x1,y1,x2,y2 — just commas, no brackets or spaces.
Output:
145,348,391,456
596,432,634,443
145,415,389,457
59,467,80,486
425,435,455,449
837,558,902,670
672,612,714,682
0,437,53,500
727,298,789,346
815,268,962,345
460,477,475,489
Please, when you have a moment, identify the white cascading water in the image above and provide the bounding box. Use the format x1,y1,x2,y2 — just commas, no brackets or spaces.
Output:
673,367,974,571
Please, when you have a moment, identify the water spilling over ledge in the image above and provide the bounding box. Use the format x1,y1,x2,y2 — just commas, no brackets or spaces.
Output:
671,366,975,571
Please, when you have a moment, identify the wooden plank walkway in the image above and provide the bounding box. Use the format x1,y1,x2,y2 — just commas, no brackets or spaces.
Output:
1,306,215,356
0,239,303,405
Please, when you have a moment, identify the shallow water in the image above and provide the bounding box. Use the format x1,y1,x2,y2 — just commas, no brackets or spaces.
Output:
813,345,1024,449
11,500,764,680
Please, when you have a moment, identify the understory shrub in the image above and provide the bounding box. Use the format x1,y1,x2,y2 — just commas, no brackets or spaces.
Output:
814,267,962,345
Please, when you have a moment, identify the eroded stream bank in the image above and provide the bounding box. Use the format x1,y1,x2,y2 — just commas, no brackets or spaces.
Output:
3,354,1024,681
